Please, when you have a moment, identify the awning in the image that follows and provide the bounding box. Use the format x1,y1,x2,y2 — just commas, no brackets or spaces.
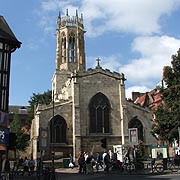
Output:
0,145,6,150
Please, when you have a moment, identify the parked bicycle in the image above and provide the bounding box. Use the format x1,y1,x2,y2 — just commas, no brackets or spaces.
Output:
160,157,180,173
151,158,180,173
122,158,144,173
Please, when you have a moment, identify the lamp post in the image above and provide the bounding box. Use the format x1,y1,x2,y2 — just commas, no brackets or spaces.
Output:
178,127,180,147
0,16,21,152
50,90,56,180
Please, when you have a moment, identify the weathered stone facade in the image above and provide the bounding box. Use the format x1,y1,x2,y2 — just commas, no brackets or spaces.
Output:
31,10,156,160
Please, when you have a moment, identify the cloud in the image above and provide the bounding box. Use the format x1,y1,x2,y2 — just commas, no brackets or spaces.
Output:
35,0,180,99
86,35,180,99
37,0,180,37
125,85,151,99
86,55,122,73
120,35,180,98
80,0,180,37
120,35,180,83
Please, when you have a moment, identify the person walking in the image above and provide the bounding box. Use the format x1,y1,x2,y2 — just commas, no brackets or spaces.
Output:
85,153,93,174
22,157,30,176
78,152,86,174
103,151,110,173
1,154,10,180
28,156,35,175
95,152,103,172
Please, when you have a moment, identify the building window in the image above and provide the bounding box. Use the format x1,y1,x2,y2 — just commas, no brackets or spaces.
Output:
0,43,10,112
21,119,26,126
69,34,76,62
50,115,67,143
89,92,110,134
128,117,143,141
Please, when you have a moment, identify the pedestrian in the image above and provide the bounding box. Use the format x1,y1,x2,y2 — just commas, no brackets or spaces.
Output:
103,151,110,172
22,156,30,176
95,152,103,172
1,154,10,179
126,147,135,162
28,156,35,175
77,152,85,173
85,152,93,174
102,150,107,169
68,154,75,168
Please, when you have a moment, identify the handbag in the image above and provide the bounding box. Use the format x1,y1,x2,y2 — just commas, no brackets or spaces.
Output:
69,162,74,168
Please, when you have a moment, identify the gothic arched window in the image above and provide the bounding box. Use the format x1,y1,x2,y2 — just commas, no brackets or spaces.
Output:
50,115,67,143
128,117,143,141
69,33,75,62
89,92,110,134
61,32,66,63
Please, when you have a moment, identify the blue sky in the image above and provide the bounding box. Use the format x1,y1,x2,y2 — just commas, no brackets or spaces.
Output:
1,0,180,106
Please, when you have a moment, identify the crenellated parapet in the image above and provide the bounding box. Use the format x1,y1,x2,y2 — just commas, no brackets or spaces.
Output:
57,9,84,30
71,67,126,83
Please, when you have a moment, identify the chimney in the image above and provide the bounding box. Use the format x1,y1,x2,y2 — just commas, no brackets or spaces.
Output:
132,92,140,101
162,66,168,79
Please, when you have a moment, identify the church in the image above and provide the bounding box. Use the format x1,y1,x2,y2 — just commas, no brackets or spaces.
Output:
31,10,156,160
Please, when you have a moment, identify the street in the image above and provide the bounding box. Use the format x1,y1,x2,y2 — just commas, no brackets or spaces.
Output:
57,173,180,180
11,171,180,180
55,167,180,180
11,167,180,180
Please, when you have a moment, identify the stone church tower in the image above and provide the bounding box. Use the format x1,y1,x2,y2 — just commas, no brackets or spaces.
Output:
31,10,156,160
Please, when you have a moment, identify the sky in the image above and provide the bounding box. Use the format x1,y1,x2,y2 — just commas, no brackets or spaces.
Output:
1,0,180,106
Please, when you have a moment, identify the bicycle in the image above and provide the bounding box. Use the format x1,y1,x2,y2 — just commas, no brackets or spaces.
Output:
0,172,10,180
153,162,164,173
152,157,180,173
125,161,135,173
164,157,180,172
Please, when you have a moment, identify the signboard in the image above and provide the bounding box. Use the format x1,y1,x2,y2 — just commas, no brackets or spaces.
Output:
129,128,138,145
0,128,9,146
113,145,130,162
39,128,48,151
0,111,8,127
113,145,123,162
151,146,168,159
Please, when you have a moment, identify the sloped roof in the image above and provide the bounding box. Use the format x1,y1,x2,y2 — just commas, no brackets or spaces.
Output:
0,16,21,48
133,88,162,109
134,93,146,106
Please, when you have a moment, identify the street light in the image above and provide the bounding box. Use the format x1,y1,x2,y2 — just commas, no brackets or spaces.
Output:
50,90,56,180
178,127,180,147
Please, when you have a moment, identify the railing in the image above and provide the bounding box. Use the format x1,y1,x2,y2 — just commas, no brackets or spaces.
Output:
108,157,180,174
0,169,57,180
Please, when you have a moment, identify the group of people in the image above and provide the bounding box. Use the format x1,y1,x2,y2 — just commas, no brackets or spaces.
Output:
77,150,119,174
15,156,36,176
0,154,38,178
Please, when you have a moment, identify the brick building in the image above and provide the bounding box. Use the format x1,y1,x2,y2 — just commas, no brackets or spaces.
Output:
9,106,29,128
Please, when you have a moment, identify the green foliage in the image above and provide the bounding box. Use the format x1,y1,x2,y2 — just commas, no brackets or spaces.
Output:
10,90,52,151
10,113,21,133
28,90,52,107
9,113,29,151
152,48,180,143
27,89,52,123
16,133,29,151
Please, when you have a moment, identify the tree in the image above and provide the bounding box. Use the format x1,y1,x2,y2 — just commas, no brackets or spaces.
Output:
9,90,52,151
27,89,52,123
152,49,180,143
10,113,29,150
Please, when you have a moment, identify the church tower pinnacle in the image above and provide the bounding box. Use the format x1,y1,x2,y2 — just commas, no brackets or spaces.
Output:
55,9,86,72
